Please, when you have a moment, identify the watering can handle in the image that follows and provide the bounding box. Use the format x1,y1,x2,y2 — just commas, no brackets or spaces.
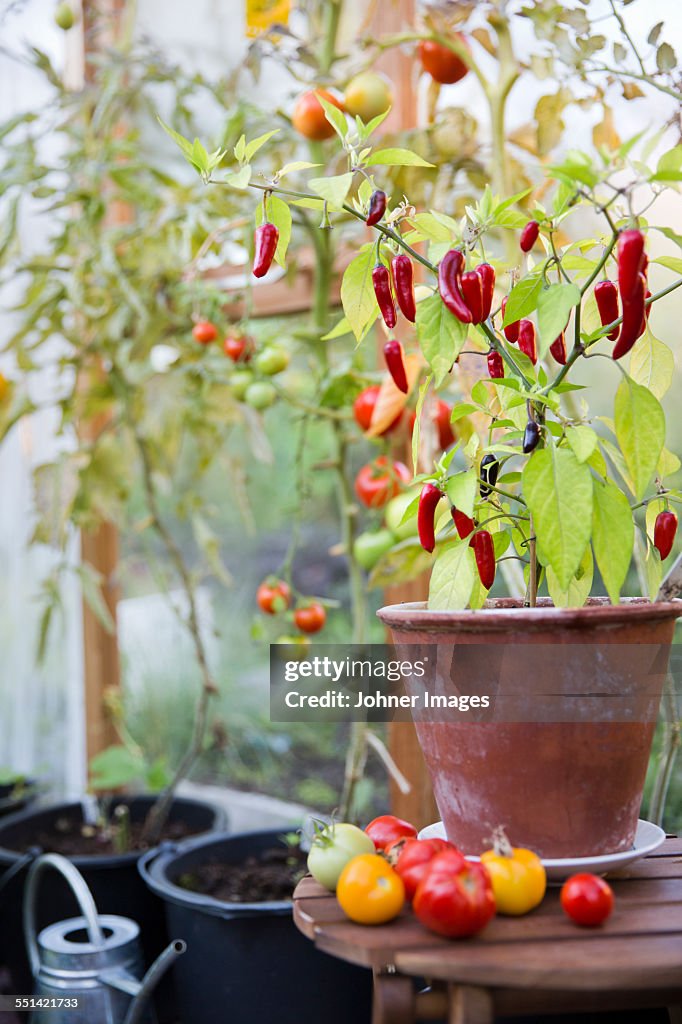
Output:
24,853,105,977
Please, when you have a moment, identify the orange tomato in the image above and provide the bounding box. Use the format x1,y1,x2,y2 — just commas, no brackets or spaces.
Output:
292,89,344,141
418,38,469,85
336,854,405,925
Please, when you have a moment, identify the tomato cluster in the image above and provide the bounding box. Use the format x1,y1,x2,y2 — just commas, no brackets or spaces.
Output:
191,319,290,413
256,577,327,641
307,814,615,938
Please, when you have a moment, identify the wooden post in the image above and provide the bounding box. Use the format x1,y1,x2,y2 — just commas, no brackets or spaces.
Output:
364,0,438,829
76,0,129,764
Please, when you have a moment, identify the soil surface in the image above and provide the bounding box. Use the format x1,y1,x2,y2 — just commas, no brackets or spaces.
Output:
177,844,307,902
2,813,199,857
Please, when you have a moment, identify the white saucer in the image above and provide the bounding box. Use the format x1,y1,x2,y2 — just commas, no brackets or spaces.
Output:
418,819,666,881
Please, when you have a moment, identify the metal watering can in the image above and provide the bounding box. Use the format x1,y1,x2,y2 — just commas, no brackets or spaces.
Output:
24,853,186,1024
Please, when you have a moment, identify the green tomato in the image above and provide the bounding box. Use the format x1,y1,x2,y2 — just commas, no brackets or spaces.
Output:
245,381,277,410
255,345,290,376
55,2,75,29
344,72,393,122
385,489,420,541
230,369,254,401
353,529,394,571
307,822,376,892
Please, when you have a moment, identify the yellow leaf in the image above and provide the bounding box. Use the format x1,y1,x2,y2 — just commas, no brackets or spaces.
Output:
592,106,621,152
367,354,422,437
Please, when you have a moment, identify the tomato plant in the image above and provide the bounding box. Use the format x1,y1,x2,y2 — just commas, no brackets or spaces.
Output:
365,814,418,851
307,822,376,891
256,579,292,615
413,850,496,938
561,873,614,927
355,458,410,509
336,853,405,924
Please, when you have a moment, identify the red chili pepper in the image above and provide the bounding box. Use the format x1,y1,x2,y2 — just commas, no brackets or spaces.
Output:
373,264,397,329
617,229,645,300
452,507,475,539
253,222,279,278
520,221,539,253
418,483,443,553
383,339,409,394
391,254,416,322
517,320,537,364
487,350,504,379
523,420,541,453
654,510,678,560
366,190,387,227
595,280,620,341
501,296,519,343
549,331,567,364
438,250,473,323
475,263,495,321
472,530,496,589
639,287,652,338
461,270,484,324
612,273,645,360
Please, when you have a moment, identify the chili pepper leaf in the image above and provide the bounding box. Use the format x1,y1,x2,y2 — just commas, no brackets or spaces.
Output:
614,375,665,500
645,543,663,600
409,373,432,470
226,164,252,189
566,425,598,463
255,195,291,266
502,273,544,325
369,541,433,589
546,544,593,608
340,243,378,341
446,469,477,518
317,94,348,139
427,540,475,610
309,172,353,210
592,479,633,604
244,130,280,162
523,446,593,589
629,329,674,400
536,283,580,357
416,293,467,386
369,148,434,168
657,446,681,479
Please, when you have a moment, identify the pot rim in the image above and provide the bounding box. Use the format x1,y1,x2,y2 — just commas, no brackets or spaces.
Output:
138,828,299,918
377,596,682,633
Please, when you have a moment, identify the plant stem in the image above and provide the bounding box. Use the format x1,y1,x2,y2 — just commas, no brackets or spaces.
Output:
648,673,680,826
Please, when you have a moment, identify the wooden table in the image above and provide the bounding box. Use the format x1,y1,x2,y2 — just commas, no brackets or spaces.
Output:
293,838,682,1024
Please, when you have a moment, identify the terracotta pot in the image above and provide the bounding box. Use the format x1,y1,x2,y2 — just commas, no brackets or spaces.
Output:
377,598,681,858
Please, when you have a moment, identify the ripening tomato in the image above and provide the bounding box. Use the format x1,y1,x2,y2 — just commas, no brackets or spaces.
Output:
256,579,292,615
365,814,418,852
192,320,218,345
353,529,395,571
223,333,253,362
337,854,405,925
394,838,459,900
294,603,326,634
354,457,410,509
230,369,254,401
410,400,455,450
480,840,546,916
418,38,469,84
560,873,614,927
307,822,376,892
352,386,402,435
292,89,344,141
255,345,290,376
343,72,393,122
245,381,277,410
413,850,496,938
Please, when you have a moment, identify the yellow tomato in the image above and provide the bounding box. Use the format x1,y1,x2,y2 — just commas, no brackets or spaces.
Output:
0,373,11,405
336,853,404,925
480,841,546,916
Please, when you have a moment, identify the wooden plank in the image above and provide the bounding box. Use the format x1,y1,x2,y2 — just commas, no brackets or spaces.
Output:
448,985,493,1024
372,973,415,1024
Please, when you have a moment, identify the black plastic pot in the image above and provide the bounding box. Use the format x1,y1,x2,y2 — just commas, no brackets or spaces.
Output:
0,794,225,998
139,829,372,1024
0,778,38,820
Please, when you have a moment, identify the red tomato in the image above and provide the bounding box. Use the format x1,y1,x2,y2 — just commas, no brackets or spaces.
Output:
365,814,417,852
224,333,253,362
294,603,326,634
292,89,344,141
418,38,469,85
394,838,459,901
413,850,496,938
354,457,410,509
353,386,402,435
560,873,614,927
256,579,292,615
192,320,218,345
410,400,454,450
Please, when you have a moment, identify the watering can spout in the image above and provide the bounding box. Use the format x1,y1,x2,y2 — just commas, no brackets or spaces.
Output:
115,939,186,1024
